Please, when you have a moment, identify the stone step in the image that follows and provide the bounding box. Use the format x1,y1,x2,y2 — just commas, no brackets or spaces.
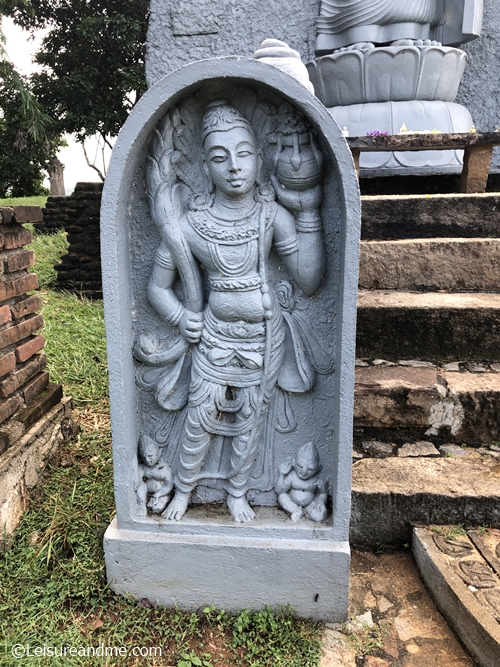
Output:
356,291,500,362
361,193,500,240
350,454,500,545
354,363,500,445
413,526,500,667
359,238,500,291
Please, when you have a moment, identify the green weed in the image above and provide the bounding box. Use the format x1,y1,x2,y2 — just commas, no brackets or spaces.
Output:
431,524,467,539
177,652,212,667
343,621,390,657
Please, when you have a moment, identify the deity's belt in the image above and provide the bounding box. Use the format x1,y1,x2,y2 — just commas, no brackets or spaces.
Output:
192,306,285,388
208,272,262,293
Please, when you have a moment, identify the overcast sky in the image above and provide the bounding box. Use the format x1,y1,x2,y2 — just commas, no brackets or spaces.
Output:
3,17,111,195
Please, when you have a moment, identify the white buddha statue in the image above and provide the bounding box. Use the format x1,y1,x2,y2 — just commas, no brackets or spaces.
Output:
316,0,483,54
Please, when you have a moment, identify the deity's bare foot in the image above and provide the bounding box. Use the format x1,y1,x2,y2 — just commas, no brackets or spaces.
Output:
291,509,303,522
227,495,255,523
162,490,190,521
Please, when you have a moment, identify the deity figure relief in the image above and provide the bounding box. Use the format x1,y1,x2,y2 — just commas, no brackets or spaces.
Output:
275,442,328,522
134,92,332,523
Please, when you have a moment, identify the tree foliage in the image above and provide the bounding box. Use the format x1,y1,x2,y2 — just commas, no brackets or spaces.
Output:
0,61,57,197
11,0,149,142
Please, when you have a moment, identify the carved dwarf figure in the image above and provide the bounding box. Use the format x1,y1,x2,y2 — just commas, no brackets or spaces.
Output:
275,441,328,522
140,100,326,523
135,435,174,516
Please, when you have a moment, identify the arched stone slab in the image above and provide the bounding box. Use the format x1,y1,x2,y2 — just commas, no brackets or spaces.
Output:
101,56,360,621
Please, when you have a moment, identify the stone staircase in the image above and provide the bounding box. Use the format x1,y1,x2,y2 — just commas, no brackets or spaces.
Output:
351,191,500,544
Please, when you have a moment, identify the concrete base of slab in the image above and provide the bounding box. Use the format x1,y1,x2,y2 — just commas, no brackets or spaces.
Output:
0,397,74,535
350,456,500,545
413,527,500,667
104,516,350,621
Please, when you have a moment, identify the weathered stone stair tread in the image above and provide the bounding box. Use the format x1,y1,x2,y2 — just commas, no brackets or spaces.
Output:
360,192,500,240
354,365,500,443
350,456,500,545
357,291,500,361
413,526,500,667
359,238,500,291
358,290,500,309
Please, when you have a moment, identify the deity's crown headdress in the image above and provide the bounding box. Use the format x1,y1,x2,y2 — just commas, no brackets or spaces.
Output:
202,100,254,142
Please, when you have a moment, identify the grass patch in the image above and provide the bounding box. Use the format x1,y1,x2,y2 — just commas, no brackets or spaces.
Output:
0,196,48,208
40,290,108,408
0,286,322,665
28,228,69,289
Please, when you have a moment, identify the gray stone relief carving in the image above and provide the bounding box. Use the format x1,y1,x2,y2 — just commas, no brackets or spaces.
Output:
310,0,484,176
275,441,329,522
133,90,334,523
101,58,359,618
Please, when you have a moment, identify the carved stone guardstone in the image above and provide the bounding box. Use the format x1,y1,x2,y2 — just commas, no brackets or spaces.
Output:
308,0,484,176
101,57,360,621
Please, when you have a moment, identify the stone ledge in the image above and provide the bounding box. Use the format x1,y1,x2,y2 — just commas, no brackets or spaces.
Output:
360,193,500,240
357,291,500,361
0,396,74,535
359,238,500,291
413,527,500,667
350,457,500,545
354,365,500,443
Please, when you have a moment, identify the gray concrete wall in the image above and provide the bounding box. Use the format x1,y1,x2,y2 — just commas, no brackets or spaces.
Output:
457,0,500,171
145,0,320,86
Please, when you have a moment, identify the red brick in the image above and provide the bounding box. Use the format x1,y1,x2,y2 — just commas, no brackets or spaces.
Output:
0,313,44,349
0,274,39,302
0,353,47,398
10,295,41,320
0,224,32,250
15,334,45,363
0,305,11,326
11,206,43,223
15,383,62,429
0,207,14,225
23,371,50,404
0,393,22,424
4,249,35,273
0,351,15,378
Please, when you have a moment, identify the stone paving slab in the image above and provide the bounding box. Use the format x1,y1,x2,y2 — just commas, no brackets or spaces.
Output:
320,548,474,666
413,527,500,667
350,456,500,545
359,238,500,291
357,291,500,361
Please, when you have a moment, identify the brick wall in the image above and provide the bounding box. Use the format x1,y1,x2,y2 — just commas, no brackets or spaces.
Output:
53,182,103,299
0,206,63,456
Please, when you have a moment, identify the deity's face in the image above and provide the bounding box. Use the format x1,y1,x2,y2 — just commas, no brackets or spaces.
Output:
203,127,260,198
